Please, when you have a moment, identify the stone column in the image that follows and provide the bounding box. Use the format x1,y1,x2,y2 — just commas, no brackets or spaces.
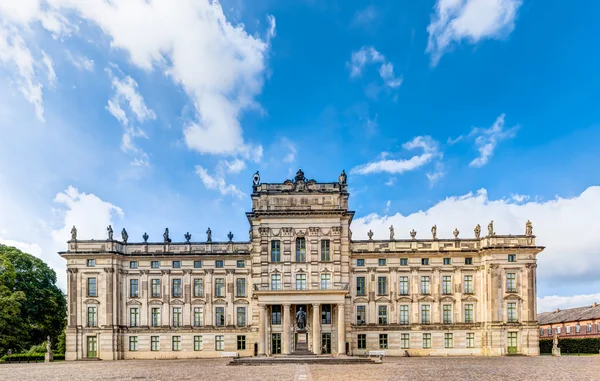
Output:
283,304,291,355
337,303,345,356
258,304,266,356
312,303,321,355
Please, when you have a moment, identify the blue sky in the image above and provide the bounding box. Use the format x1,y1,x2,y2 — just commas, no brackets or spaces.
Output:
1,0,599,312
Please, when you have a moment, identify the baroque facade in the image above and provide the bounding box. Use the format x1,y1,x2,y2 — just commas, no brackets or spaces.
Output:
61,170,544,360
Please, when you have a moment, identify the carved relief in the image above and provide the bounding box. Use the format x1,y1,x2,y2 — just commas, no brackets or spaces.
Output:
259,227,270,237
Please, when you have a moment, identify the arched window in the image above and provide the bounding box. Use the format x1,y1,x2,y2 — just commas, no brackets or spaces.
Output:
296,237,306,262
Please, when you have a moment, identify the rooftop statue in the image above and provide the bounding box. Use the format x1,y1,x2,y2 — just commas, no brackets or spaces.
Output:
121,228,128,243
453,228,460,238
389,225,395,240
206,227,212,243
107,225,113,240
431,225,437,240
367,229,373,240
474,224,481,239
143,232,149,243
294,168,306,183
71,225,77,241
410,229,417,239
184,232,192,243
488,220,494,236
163,228,171,243
253,171,260,186
338,170,347,185
526,220,533,236
227,231,234,242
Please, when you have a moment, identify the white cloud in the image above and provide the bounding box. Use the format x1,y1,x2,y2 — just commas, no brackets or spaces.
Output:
41,50,56,85
347,46,401,89
384,200,391,214
281,137,297,163
223,158,246,174
352,136,441,176
427,0,522,66
426,161,445,184
66,50,94,71
0,238,43,258
108,71,155,123
352,6,377,27
352,186,600,297
537,294,600,313
266,14,276,43
195,165,245,198
469,113,517,167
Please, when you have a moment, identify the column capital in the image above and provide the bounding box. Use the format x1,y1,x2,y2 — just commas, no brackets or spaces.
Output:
258,303,266,309
337,302,345,308
283,303,291,307
312,303,320,307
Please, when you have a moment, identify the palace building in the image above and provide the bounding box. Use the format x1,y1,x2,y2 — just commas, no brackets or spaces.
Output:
60,169,544,360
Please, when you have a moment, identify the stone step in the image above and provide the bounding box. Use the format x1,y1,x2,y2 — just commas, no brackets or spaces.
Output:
228,356,378,366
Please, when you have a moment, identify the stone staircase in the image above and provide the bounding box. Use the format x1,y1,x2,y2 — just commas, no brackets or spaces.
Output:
228,356,378,366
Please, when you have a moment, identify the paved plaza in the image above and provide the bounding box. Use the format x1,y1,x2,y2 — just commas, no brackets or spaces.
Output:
1,356,599,381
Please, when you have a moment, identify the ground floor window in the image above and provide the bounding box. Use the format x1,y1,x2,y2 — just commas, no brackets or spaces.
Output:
507,332,518,354
151,336,160,351
237,335,246,350
321,333,331,354
422,333,431,349
216,335,225,351
237,307,246,327
401,333,410,349
379,334,388,349
357,334,366,349
172,336,181,351
194,335,203,351
444,333,453,348
129,336,138,351
272,333,281,354
466,333,475,348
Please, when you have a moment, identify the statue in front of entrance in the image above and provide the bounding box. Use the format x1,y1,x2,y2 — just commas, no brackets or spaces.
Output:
296,307,307,330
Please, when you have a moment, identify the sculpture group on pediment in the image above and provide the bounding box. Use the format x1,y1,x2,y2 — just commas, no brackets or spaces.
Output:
474,224,481,239
107,225,113,241
121,228,128,243
71,225,77,241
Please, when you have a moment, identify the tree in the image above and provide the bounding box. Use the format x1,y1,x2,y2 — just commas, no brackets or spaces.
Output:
0,244,66,356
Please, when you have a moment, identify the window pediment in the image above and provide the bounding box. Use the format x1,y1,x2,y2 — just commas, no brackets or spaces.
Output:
418,295,435,303
214,298,227,305
503,294,522,301
126,299,142,306
440,296,456,303
148,300,163,305
354,297,369,304
396,296,412,303
234,299,249,305
376,296,391,303
191,298,205,305
171,299,185,305
83,299,100,305
462,295,478,302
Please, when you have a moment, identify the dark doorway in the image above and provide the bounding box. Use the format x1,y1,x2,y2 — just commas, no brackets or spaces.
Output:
321,333,331,354
254,342,258,357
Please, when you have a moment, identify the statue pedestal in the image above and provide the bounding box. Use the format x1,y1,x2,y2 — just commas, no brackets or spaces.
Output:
552,347,561,356
45,352,53,362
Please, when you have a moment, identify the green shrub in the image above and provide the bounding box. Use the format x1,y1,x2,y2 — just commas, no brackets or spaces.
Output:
0,353,45,362
53,354,65,361
540,338,600,354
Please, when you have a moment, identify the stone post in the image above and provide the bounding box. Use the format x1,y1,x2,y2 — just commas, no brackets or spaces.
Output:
337,303,345,356
283,303,291,355
312,303,321,355
258,304,266,356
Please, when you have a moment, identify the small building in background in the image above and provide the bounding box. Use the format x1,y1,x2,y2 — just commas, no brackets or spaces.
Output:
538,303,600,339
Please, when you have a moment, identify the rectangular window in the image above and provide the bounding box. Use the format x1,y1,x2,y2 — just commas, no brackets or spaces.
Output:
464,304,474,323
466,333,475,348
172,261,181,268
151,279,161,298
378,258,386,266
271,274,282,290
356,305,366,325
399,276,409,295
566,326,571,334
87,277,97,297
172,307,182,327
216,307,225,327
193,279,204,298
378,305,388,324
172,279,182,298
507,302,517,322
151,308,161,327
87,259,95,267
401,333,410,349
506,273,516,292
194,336,203,351
576,325,581,333
464,275,473,294
296,274,307,290
377,276,387,295
557,327,562,334
399,305,409,324
549,327,553,335
321,240,331,261
130,279,139,298
421,276,430,294
421,258,429,265
130,308,139,327
151,336,159,351
379,334,388,349
87,306,97,327
215,260,224,268
443,304,452,324
215,278,225,297
443,258,451,265
194,260,202,268
130,261,138,269
442,276,452,294
172,336,181,351
465,257,473,265
271,305,282,325
215,335,224,351
296,238,306,262
320,273,331,290
586,323,592,333
237,260,245,268
539,328,544,336
444,333,453,348
129,336,138,351
237,307,246,327
321,304,331,324
237,335,246,350
357,259,365,266
271,240,281,262
236,278,246,297
421,305,431,324
508,254,516,262
400,258,408,266
356,277,366,296
357,334,366,349
193,307,203,327
422,333,431,349
151,260,160,268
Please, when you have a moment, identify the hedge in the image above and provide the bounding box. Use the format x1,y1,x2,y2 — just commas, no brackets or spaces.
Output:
540,338,600,354
0,353,65,362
